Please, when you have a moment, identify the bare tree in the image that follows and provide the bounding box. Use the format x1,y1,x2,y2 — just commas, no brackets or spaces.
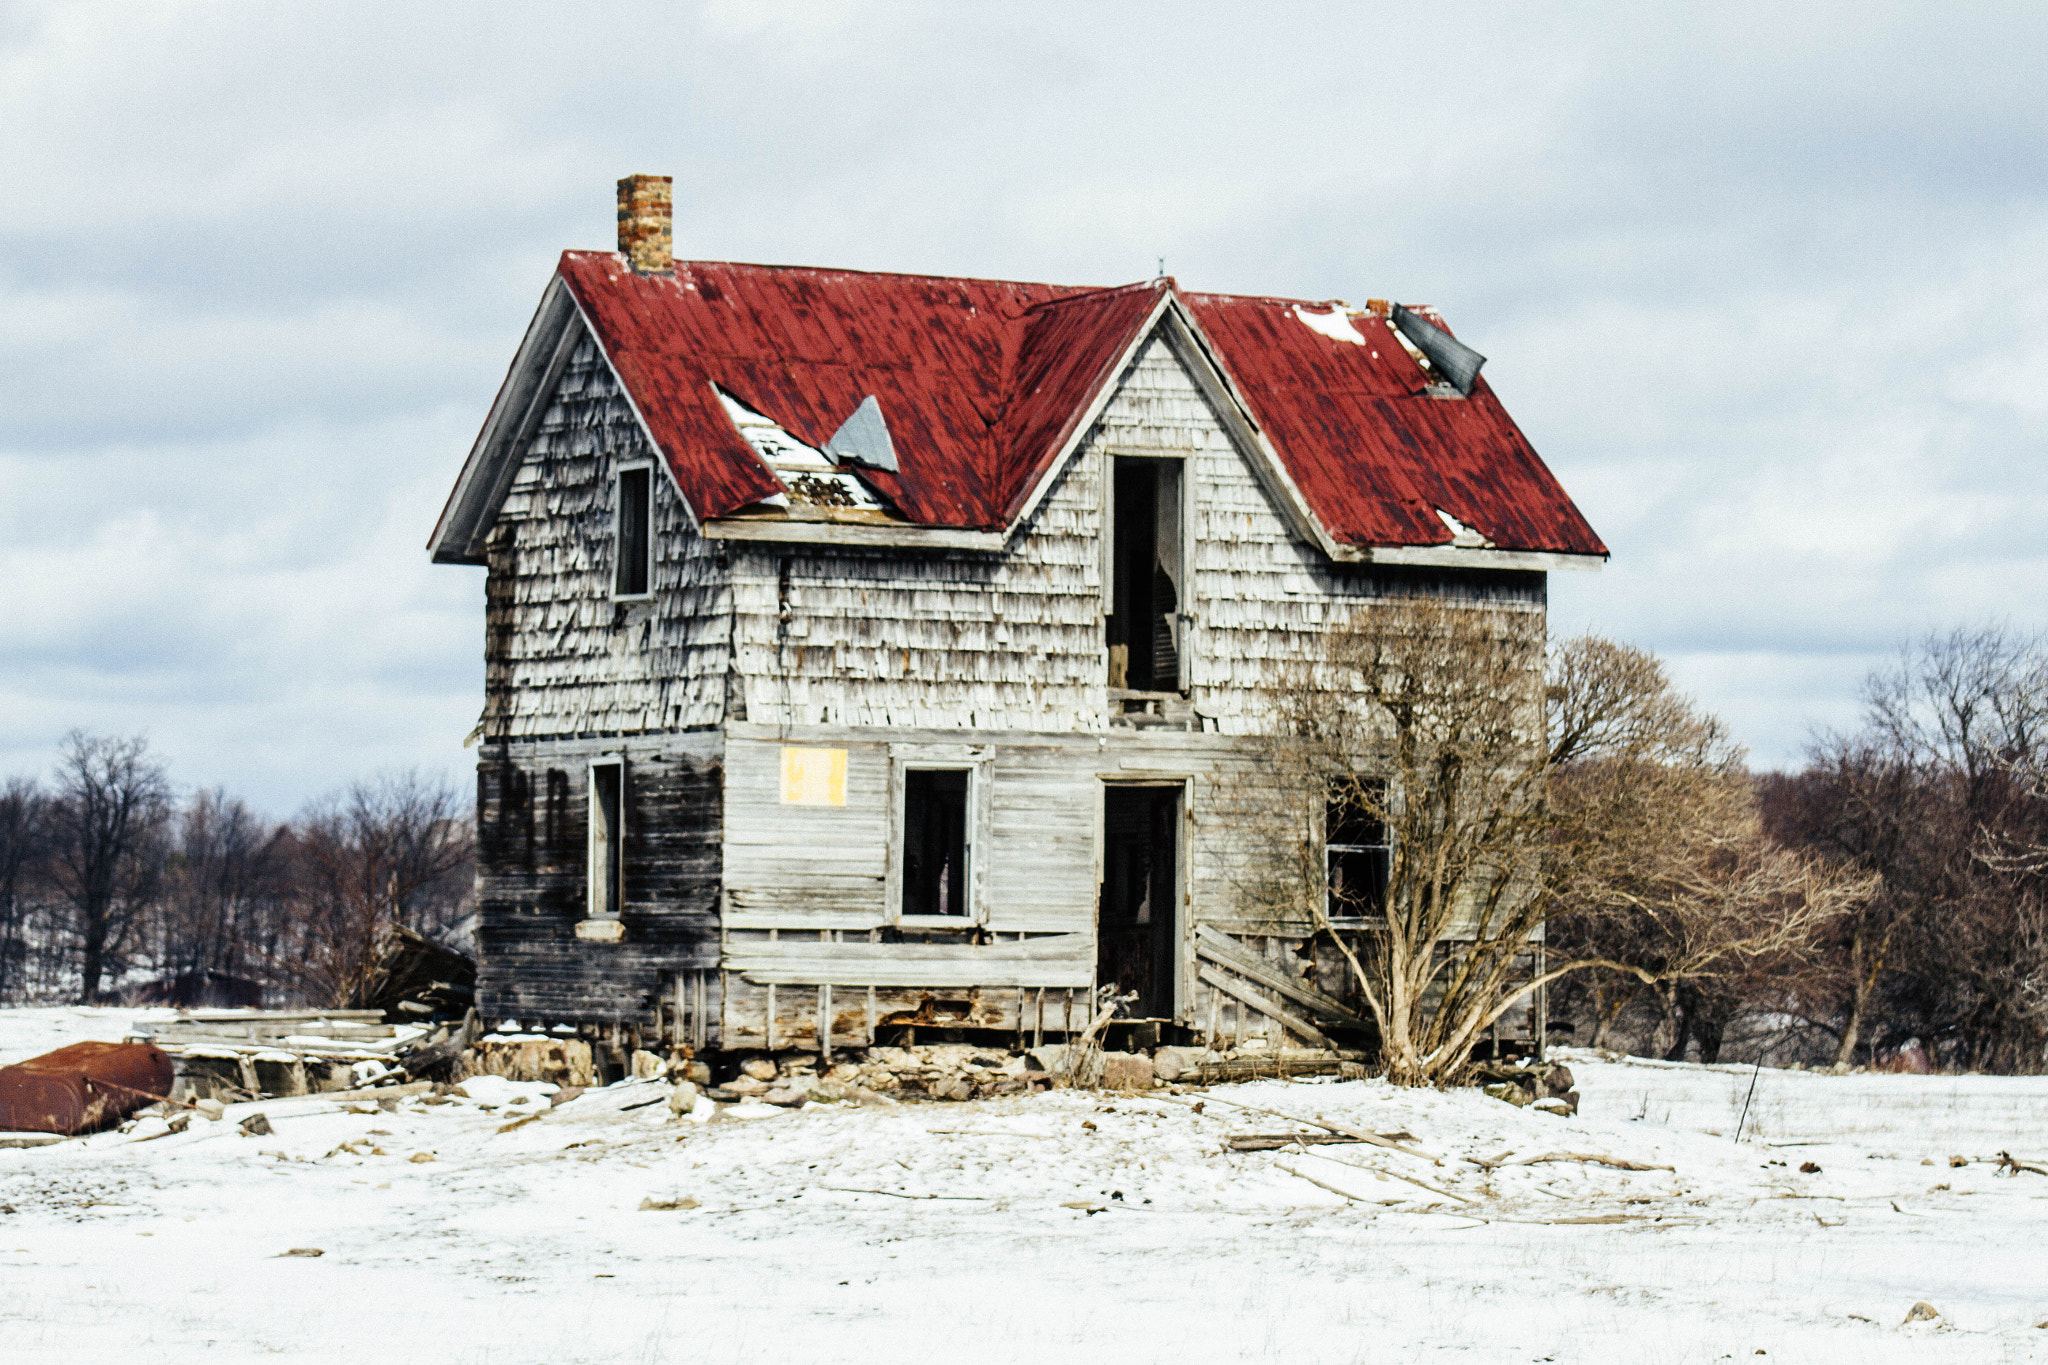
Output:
275,771,474,1007
47,732,172,1002
0,777,50,1001
1250,601,1869,1085
153,789,287,1005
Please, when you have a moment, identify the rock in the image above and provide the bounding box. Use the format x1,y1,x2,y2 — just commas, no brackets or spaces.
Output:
472,1037,595,1088
1561,1089,1581,1114
639,1195,700,1211
276,1247,324,1257
667,1081,701,1115
1025,1045,1068,1075
1544,1065,1576,1098
740,1058,778,1082
630,1050,666,1081
688,1094,721,1123
725,1076,770,1098
931,1075,974,1102
968,1054,1004,1069
194,1098,226,1122
1949,1154,1969,1167
1532,1097,1573,1116
761,1087,807,1108
548,1086,585,1108
1099,1052,1155,1091
1800,1161,1822,1174
672,1060,712,1087
1484,1083,1533,1108
409,1151,436,1163
239,1112,273,1136
1902,1302,1940,1325
849,1086,899,1107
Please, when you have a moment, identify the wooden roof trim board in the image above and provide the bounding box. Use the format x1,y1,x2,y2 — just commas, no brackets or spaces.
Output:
1154,297,1338,561
430,274,580,564
429,275,712,563
999,285,1176,537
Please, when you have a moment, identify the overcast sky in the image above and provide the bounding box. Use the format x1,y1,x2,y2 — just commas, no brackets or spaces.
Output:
4,2,2046,814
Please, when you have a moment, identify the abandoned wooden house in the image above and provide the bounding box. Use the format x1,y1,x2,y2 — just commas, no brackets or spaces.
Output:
428,174,1606,1066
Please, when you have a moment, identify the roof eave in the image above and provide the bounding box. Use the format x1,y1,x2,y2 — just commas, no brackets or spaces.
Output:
701,519,1005,552
998,286,1176,535
428,273,584,564
1336,543,1607,572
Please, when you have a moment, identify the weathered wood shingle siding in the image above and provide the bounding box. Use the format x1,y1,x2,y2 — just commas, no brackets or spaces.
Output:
475,737,724,1021
482,333,732,743
726,332,1541,734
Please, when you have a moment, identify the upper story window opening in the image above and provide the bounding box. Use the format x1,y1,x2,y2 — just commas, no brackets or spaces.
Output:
615,464,652,598
1108,456,1184,694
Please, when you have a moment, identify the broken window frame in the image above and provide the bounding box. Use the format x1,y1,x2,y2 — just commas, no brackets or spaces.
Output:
613,461,654,600
1323,778,1392,925
1103,452,1189,695
586,757,625,921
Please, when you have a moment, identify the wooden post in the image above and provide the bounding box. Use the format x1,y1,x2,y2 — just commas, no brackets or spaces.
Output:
818,984,832,1065
1033,987,1045,1051
766,984,776,1052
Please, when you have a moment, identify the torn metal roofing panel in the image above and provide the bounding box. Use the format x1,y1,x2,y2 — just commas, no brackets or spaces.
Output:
823,395,900,472
435,251,1605,563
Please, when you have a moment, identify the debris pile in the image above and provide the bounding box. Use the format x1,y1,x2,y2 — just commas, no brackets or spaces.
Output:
1471,1060,1580,1115
350,925,477,1022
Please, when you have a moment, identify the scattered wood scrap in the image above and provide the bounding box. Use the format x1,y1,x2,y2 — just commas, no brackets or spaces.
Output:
1299,1151,1476,1204
1227,1132,1367,1151
820,1187,989,1201
1274,1162,1365,1202
1186,1094,1442,1164
1481,1151,1675,1173
1996,1150,2046,1177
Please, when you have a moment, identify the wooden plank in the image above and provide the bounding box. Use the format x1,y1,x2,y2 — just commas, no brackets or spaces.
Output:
1196,965,1333,1049
1194,925,1365,1027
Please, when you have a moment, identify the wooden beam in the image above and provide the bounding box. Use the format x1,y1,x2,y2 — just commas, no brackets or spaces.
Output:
1196,965,1333,1049
1194,926,1365,1028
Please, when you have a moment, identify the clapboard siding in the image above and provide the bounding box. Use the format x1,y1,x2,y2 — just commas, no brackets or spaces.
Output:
474,734,723,1022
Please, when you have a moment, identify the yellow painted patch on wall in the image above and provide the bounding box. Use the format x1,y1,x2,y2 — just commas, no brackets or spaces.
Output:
780,747,847,805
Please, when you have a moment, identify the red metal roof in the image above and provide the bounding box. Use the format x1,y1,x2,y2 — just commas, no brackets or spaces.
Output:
556,251,1605,555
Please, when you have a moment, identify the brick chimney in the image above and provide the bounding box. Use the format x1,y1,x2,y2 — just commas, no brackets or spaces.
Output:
616,174,673,275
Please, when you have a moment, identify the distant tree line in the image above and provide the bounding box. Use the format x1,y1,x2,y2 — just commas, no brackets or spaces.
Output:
1551,626,2048,1075
0,731,474,1008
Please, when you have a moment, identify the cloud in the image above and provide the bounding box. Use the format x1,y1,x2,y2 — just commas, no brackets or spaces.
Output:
3,0,2046,808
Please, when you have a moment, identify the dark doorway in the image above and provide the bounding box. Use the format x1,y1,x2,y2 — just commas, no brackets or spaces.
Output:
1098,785,1181,1018
902,768,970,918
1108,457,1183,691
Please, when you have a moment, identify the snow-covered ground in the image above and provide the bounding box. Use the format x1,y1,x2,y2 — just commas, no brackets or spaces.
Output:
2,1009,2045,1363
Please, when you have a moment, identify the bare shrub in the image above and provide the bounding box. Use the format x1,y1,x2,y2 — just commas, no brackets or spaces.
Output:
1247,599,1869,1086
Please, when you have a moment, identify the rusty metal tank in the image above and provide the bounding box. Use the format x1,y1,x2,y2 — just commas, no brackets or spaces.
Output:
0,1041,174,1136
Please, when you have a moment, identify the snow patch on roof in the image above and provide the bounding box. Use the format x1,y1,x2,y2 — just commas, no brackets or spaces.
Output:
1291,303,1367,346
1436,508,1495,549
